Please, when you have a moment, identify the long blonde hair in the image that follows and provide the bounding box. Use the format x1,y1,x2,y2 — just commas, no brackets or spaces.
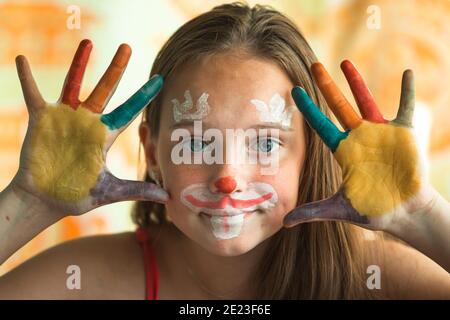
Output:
132,1,374,299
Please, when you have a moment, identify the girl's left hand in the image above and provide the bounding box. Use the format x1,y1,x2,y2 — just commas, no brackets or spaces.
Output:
283,60,439,235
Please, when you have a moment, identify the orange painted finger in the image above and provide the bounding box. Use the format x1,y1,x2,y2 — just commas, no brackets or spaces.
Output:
60,39,93,109
340,60,387,123
84,44,131,113
311,63,362,130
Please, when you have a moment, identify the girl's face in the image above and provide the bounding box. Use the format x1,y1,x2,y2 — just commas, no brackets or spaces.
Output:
141,53,306,256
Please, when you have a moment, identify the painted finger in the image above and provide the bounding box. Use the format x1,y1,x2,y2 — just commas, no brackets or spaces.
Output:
100,74,163,131
393,70,415,127
283,189,370,228
311,62,362,130
60,39,93,109
15,55,45,112
84,44,132,113
90,170,169,206
292,86,349,152
340,60,387,123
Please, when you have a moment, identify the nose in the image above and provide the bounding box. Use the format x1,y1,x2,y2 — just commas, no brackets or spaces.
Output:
214,176,237,194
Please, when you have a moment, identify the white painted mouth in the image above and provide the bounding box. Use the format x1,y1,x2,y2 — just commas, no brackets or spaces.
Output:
210,213,245,240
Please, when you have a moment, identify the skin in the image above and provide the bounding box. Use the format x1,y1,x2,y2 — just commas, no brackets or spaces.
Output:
0,41,449,299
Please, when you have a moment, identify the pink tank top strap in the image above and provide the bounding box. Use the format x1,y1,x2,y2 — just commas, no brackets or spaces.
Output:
136,227,159,300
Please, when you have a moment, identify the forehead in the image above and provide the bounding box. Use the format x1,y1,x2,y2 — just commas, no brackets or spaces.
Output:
160,54,296,127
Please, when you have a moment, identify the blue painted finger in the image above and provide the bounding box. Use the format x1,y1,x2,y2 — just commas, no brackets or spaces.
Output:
291,86,349,152
101,74,163,130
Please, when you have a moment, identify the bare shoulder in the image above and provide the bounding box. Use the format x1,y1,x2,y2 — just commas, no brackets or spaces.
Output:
0,230,145,299
363,233,450,299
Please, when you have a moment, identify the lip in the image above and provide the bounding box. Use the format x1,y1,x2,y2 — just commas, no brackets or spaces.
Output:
185,193,273,210
200,211,255,218
180,182,278,217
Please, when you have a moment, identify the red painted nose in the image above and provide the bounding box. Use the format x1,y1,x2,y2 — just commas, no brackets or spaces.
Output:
214,176,237,194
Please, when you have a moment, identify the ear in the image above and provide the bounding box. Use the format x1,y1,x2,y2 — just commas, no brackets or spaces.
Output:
139,121,159,172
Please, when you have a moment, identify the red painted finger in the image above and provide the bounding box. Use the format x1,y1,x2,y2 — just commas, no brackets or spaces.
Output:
340,60,387,123
60,39,93,109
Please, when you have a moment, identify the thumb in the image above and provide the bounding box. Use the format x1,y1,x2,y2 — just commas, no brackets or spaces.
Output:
283,189,369,227
91,170,169,206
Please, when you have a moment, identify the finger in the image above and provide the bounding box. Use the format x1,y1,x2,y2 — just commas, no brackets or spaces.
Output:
60,39,93,109
90,170,169,206
283,189,370,227
15,55,45,112
100,74,163,131
311,62,362,130
340,60,387,123
393,70,415,127
291,86,349,152
84,44,132,113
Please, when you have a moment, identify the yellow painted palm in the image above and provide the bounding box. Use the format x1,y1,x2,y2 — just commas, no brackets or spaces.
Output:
284,60,436,232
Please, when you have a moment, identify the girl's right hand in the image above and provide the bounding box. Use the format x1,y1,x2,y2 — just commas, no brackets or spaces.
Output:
10,39,169,217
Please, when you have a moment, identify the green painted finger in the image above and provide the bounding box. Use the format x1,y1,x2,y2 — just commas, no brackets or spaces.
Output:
291,86,349,152
101,74,163,130
394,70,415,127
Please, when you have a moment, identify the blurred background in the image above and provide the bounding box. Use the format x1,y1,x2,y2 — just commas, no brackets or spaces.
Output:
0,0,449,275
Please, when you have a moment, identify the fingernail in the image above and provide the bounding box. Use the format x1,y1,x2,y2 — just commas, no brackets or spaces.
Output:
154,188,169,203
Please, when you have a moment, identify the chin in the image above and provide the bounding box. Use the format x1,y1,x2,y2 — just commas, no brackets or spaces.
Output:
204,235,263,257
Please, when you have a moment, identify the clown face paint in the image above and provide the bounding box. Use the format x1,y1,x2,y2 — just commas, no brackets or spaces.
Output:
180,182,278,240
172,90,210,122
251,93,294,129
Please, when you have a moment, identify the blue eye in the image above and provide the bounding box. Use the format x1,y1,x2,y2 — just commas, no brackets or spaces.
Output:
190,138,208,152
252,137,280,153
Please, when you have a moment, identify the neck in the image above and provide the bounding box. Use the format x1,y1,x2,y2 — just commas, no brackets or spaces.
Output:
166,223,268,299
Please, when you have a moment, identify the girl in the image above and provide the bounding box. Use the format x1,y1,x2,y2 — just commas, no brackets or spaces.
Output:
0,2,449,299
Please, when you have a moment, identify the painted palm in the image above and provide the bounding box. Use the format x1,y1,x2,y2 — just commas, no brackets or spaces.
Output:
284,60,434,231
13,40,168,216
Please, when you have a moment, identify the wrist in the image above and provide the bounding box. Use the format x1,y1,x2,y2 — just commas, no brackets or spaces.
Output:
3,182,56,218
0,183,61,265
388,187,450,272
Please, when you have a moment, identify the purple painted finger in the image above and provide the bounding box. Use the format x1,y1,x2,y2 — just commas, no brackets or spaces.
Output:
283,189,369,227
90,170,169,206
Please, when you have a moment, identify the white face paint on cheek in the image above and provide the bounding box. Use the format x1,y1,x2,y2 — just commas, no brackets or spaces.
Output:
250,93,294,129
172,89,210,122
